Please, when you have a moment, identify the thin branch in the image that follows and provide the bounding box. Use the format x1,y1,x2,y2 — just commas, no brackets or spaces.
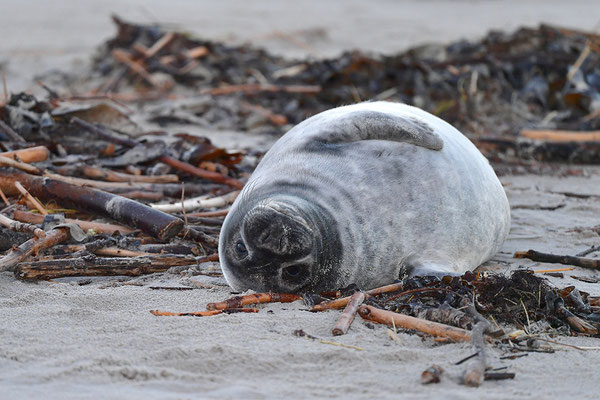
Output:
206,293,302,311
515,249,600,270
152,190,239,212
0,227,70,272
0,146,49,163
15,181,48,215
332,292,365,336
0,119,26,143
357,305,473,342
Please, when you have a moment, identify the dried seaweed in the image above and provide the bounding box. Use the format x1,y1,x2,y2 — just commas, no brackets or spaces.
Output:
372,270,599,336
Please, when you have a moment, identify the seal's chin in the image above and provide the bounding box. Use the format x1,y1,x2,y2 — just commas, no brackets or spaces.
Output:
221,260,314,293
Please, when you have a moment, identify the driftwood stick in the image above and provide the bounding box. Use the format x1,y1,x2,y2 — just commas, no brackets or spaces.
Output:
15,181,48,215
311,281,404,311
62,245,150,258
0,119,26,142
13,210,134,235
71,116,142,147
357,305,473,342
332,292,365,336
553,300,599,334
145,32,176,58
0,171,183,240
82,165,179,183
520,129,600,142
484,372,515,381
185,46,209,59
112,49,161,88
576,244,600,257
0,227,70,272
151,309,224,317
150,308,258,317
187,209,229,218
0,146,49,163
206,292,302,311
533,267,574,273
463,322,488,387
45,172,167,191
159,155,243,189
0,212,45,238
514,249,600,270
45,171,211,195
152,191,239,212
203,84,321,96
180,227,219,248
118,190,163,201
50,243,208,258
14,253,218,280
0,155,41,174
462,299,495,387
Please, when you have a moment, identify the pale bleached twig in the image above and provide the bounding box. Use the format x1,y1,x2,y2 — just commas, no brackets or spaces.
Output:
14,181,48,215
151,190,239,213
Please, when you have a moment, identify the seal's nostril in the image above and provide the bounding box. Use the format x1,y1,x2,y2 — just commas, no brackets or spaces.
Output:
284,265,302,277
282,264,309,284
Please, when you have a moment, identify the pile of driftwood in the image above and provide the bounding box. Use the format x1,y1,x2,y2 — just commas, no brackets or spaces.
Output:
0,90,248,280
36,16,600,165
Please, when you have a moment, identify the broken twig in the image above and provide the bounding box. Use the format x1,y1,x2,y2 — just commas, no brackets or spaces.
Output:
13,210,134,235
206,292,302,311
151,190,239,212
332,291,365,336
358,305,473,342
521,129,600,142
0,146,49,163
0,212,45,238
0,227,70,272
515,249,600,270
15,181,48,215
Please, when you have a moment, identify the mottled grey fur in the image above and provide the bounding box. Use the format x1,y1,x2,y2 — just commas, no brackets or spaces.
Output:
219,102,511,293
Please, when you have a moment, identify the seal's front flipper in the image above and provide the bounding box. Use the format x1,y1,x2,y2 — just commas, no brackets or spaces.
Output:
308,110,444,151
404,260,462,279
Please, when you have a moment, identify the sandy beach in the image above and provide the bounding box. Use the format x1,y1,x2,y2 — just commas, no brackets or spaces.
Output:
1,1,600,399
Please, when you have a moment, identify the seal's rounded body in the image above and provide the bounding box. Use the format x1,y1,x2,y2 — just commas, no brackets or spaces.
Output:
219,102,510,293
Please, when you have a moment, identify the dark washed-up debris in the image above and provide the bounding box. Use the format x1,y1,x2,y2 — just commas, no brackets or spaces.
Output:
75,18,600,161
366,270,599,336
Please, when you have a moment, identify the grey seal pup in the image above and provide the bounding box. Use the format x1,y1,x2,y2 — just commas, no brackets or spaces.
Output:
219,101,510,293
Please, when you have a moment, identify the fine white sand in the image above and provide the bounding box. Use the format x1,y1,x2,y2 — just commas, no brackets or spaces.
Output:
1,1,600,399
2,171,600,400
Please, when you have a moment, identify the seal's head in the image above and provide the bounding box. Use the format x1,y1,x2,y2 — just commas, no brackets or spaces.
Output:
219,194,341,293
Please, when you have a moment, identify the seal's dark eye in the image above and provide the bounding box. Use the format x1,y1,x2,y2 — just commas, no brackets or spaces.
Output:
235,241,248,257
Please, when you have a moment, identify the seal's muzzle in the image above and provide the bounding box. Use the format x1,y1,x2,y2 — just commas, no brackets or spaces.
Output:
243,201,313,259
